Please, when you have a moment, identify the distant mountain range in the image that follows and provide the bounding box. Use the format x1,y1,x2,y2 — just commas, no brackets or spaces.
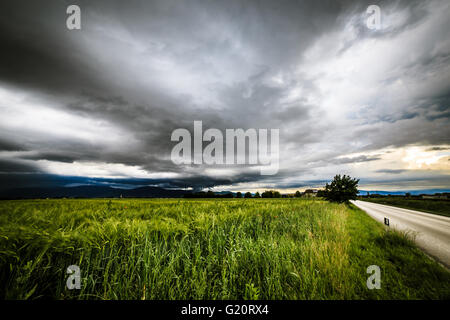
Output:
0,186,191,199
358,189,450,196
1,185,448,199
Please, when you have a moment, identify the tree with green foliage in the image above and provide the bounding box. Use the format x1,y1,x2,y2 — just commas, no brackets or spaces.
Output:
254,192,261,198
261,190,271,198
295,190,301,197
236,192,242,198
324,174,359,203
316,189,326,197
262,190,281,198
244,192,252,198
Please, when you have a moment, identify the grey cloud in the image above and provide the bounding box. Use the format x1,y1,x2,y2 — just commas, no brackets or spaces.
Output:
0,139,26,152
426,147,450,151
331,155,381,164
375,169,407,174
0,0,449,191
0,159,39,173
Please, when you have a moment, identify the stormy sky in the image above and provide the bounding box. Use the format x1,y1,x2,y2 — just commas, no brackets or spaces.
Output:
0,0,449,192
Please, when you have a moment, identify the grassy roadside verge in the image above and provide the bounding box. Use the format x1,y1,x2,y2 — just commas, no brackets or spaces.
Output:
0,199,448,299
359,198,450,217
346,204,449,299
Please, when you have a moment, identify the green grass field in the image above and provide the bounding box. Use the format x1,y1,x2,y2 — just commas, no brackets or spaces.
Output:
360,197,450,217
0,198,448,299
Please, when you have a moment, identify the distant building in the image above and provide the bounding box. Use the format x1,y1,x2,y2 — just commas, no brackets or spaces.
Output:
303,189,318,197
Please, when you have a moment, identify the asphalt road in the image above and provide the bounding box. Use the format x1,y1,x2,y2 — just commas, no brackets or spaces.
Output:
351,200,450,268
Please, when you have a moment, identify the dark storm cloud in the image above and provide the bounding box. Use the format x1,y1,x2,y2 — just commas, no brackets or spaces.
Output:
0,0,449,191
0,1,109,96
0,171,272,192
0,0,341,95
0,159,39,173
0,0,342,180
0,139,26,152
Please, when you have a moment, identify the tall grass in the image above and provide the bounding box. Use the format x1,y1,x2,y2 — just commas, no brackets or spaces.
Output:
0,198,448,299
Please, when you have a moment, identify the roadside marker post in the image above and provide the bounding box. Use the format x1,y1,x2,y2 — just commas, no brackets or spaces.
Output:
384,218,390,226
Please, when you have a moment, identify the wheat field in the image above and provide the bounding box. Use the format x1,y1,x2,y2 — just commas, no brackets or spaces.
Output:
0,198,448,299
